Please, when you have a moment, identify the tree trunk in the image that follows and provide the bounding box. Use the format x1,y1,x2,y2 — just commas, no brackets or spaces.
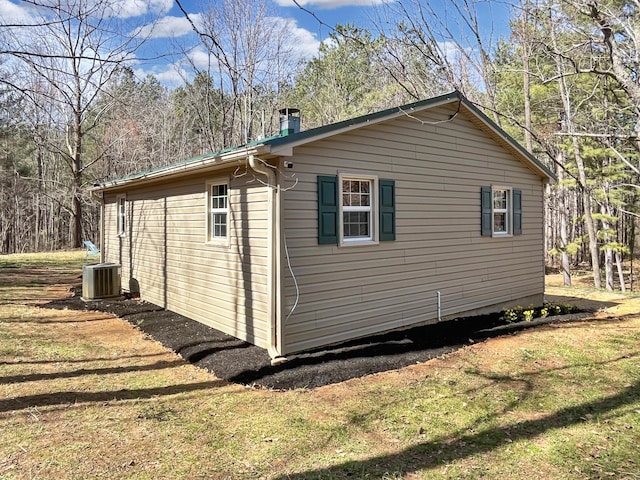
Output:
574,138,602,289
601,202,614,291
72,182,82,248
550,11,602,288
557,152,571,286
630,216,636,292
519,0,534,152
615,251,626,292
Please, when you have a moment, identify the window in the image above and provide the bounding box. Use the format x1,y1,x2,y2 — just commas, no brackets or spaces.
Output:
481,186,522,237
117,195,126,236
342,179,372,242
318,175,395,245
207,180,228,243
492,188,510,235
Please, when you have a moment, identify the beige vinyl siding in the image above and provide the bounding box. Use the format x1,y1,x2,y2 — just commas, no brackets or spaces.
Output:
102,172,270,349
281,104,546,354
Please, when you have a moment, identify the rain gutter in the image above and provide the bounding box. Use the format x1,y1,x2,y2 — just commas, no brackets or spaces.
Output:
91,145,271,192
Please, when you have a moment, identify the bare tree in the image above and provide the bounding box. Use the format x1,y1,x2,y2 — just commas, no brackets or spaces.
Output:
0,0,158,248
175,0,299,150
372,0,504,120
578,1,640,150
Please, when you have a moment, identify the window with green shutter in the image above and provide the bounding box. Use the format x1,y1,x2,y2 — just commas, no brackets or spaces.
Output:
318,176,339,244
379,179,396,241
513,189,522,235
481,186,522,237
317,175,396,245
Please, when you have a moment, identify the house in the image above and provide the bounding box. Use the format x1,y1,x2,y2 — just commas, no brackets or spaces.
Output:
91,91,555,360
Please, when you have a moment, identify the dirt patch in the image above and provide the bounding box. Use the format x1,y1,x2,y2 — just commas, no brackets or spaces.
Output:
43,281,603,390
0,266,80,288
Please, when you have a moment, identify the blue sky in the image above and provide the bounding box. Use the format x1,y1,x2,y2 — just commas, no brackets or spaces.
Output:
0,0,512,88
134,0,395,86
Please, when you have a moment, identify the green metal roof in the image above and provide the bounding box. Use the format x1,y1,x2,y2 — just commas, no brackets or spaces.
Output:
94,90,555,190
103,150,221,184
258,90,554,181
263,91,464,148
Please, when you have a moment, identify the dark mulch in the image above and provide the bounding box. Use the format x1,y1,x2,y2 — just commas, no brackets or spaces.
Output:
44,287,588,390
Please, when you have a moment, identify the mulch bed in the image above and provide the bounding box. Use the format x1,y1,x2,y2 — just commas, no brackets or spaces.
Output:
45,287,588,390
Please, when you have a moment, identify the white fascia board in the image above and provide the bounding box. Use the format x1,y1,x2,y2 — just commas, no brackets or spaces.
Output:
270,145,293,157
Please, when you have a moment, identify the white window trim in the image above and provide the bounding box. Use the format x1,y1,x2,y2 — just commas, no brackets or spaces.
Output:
492,186,513,237
338,173,379,247
206,178,230,246
116,195,126,237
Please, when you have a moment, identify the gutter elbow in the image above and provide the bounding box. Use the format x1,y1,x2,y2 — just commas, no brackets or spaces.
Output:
248,154,275,183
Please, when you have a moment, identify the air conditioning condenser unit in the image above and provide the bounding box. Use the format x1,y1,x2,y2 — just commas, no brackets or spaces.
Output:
82,263,121,300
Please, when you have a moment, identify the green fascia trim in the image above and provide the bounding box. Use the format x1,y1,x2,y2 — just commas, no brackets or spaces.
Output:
104,151,219,184
262,90,555,182
458,96,557,182
263,91,464,149
95,90,555,189
93,136,278,188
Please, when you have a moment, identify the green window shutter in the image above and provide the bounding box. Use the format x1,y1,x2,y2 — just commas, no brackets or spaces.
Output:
318,175,338,244
513,189,522,235
379,179,396,241
481,186,492,236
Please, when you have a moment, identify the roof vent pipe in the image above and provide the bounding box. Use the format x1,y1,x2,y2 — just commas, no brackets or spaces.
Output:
279,108,300,136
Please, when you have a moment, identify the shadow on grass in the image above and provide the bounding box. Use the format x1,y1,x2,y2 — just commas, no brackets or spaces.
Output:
545,293,621,313
0,314,115,324
0,380,226,414
0,352,170,366
0,359,184,385
274,379,640,479
0,267,80,288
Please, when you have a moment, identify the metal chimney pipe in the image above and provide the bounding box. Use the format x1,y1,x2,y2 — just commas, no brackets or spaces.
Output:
279,108,300,136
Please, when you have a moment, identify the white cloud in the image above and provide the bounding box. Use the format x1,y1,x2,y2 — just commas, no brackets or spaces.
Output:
136,14,201,39
290,25,321,59
133,63,189,88
187,46,212,71
0,0,174,23
108,0,173,19
275,0,390,8
266,16,321,60
0,0,36,23
438,41,462,61
153,67,187,85
128,15,322,88
185,17,320,68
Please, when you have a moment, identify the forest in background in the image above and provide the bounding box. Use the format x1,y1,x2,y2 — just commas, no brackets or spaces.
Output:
1,0,639,291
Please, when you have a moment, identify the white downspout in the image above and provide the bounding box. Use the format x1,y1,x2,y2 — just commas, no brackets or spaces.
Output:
91,190,105,264
100,196,105,264
248,155,283,361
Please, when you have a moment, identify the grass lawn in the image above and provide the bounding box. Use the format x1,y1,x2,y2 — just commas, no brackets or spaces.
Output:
1,251,639,479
